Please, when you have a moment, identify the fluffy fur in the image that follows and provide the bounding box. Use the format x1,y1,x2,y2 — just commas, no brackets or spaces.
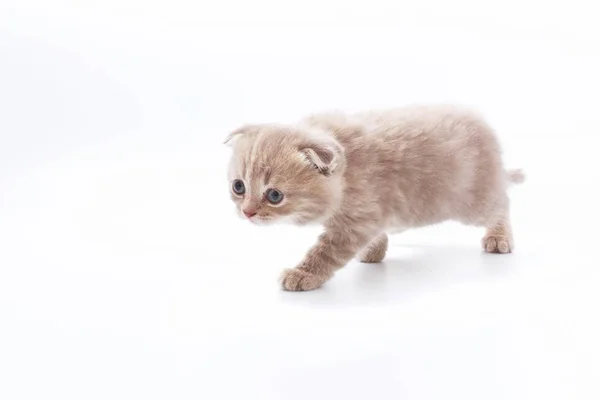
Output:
226,106,524,291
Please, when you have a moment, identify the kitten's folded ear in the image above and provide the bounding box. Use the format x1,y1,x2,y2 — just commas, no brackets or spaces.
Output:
300,137,344,176
223,125,259,145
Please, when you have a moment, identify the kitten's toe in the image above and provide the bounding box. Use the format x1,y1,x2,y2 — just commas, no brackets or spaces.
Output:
357,248,386,263
280,268,326,291
482,235,512,254
357,234,388,263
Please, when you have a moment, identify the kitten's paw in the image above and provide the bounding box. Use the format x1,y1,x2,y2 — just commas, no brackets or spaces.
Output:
280,268,327,291
482,235,512,254
357,246,387,263
356,234,388,263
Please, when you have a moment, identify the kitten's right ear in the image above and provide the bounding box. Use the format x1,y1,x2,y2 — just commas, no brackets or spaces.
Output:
300,137,344,176
223,125,259,145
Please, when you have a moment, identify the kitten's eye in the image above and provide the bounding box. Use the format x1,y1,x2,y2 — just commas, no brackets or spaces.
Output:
266,188,284,204
232,179,245,195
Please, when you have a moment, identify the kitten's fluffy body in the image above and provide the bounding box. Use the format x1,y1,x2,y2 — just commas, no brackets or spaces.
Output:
227,106,523,291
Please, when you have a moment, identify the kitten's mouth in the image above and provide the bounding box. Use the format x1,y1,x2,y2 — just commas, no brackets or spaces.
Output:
237,209,270,224
249,216,274,225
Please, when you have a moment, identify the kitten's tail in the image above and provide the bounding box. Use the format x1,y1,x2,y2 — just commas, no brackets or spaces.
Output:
506,168,526,185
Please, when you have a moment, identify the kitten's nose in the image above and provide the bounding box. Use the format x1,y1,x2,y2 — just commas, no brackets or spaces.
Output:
243,209,257,218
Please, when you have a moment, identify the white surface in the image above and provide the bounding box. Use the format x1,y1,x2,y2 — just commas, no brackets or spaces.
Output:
1,1,600,399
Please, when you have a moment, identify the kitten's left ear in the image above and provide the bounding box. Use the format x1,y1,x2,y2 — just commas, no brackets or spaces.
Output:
223,125,259,145
300,138,344,176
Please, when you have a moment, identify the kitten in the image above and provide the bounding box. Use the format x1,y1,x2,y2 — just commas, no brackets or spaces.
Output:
225,106,524,291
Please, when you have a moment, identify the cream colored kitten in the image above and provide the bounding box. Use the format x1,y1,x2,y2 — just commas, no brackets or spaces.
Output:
225,106,524,291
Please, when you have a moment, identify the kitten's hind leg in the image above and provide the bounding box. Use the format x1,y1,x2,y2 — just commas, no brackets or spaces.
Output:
357,233,388,263
482,217,513,254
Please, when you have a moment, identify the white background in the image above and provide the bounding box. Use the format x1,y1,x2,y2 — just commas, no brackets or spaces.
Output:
1,1,599,399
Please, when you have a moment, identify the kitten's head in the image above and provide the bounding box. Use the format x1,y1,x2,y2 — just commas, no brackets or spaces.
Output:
225,124,345,225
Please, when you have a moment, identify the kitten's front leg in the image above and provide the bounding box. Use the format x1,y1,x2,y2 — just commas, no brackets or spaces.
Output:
280,228,373,291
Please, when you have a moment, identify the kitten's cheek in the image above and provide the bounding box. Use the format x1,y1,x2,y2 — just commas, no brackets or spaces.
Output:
276,214,298,225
